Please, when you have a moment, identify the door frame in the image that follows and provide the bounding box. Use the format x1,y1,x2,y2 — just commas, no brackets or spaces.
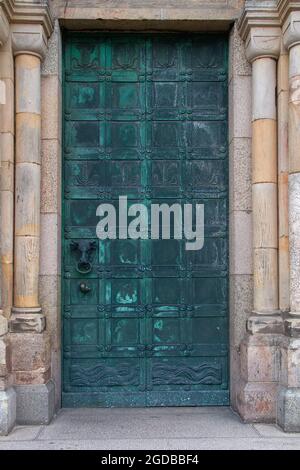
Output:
61,31,230,407
39,19,252,411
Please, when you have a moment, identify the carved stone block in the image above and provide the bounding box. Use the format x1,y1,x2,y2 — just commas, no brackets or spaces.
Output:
9,310,46,334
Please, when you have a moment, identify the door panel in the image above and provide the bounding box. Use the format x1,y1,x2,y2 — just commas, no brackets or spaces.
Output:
63,33,229,407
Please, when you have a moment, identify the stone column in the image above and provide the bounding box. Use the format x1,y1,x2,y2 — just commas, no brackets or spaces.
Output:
11,33,44,327
250,48,279,317
0,4,16,436
278,11,300,432
237,26,283,422
9,23,54,425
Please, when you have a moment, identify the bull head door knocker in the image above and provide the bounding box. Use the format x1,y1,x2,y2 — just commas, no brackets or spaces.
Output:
70,240,97,274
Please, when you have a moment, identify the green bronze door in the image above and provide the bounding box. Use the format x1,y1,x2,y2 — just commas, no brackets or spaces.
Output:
62,33,229,407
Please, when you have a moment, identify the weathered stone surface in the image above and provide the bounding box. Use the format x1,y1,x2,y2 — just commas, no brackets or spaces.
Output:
15,162,41,236
0,337,6,367
15,380,55,425
41,139,61,214
0,78,13,133
252,58,277,120
1,165,14,317
248,32,279,319
240,334,281,383
0,316,8,337
253,183,278,249
283,11,300,57
278,388,300,432
40,213,61,276
0,132,14,165
253,248,278,313
278,52,289,94
1,160,14,192
279,236,290,312
289,173,300,313
230,211,252,276
42,305,60,351
9,312,45,333
252,120,277,184
14,44,42,314
42,20,62,78
39,275,60,308
229,75,252,142
1,263,13,319
228,22,253,417
10,332,50,373
38,303,61,408
1,191,14,258
230,274,253,348
284,317,300,338
280,338,300,388
12,23,48,60
51,350,61,410
229,138,252,212
0,388,16,436
0,78,5,106
52,0,242,25
245,27,281,64
14,236,40,309
278,65,289,312
15,55,41,114
247,315,284,335
14,369,51,386
41,74,61,141
54,0,237,8
0,371,7,386
230,346,241,412
0,48,14,81
229,23,252,79
237,381,277,423
289,72,300,174
38,15,63,424
277,19,300,432
289,41,300,78
16,115,41,165
278,109,289,229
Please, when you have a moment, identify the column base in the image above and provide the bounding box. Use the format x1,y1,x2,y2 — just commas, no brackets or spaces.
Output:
237,381,278,423
284,315,300,337
10,307,45,333
0,387,16,435
15,380,55,425
236,313,283,423
278,388,300,432
247,313,284,334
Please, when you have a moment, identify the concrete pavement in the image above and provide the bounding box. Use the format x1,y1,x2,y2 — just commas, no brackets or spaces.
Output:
1,407,300,450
